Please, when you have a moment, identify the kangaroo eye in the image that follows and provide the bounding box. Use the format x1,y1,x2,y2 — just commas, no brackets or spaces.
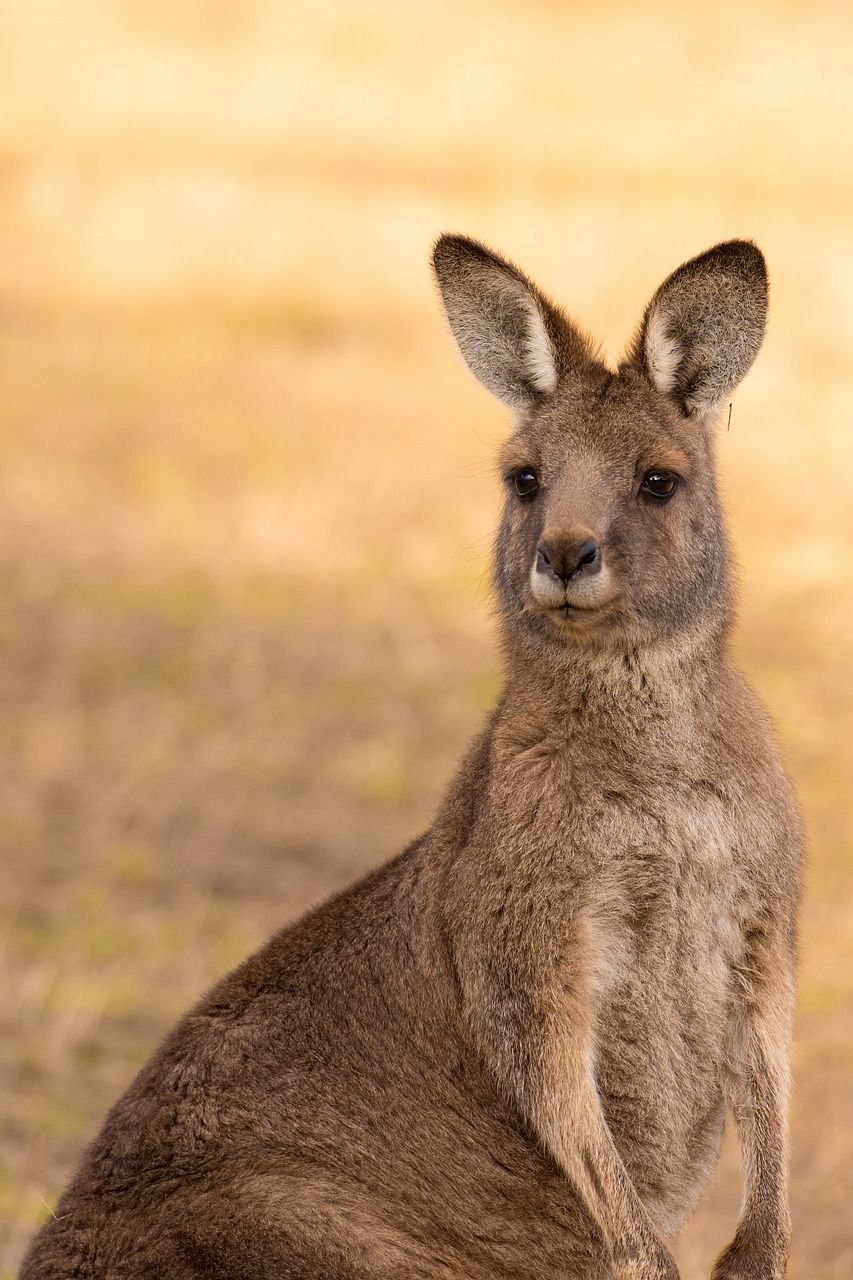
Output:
513,468,539,500
641,470,679,501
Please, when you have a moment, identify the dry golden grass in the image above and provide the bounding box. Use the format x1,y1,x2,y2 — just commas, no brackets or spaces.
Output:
1,2,852,1275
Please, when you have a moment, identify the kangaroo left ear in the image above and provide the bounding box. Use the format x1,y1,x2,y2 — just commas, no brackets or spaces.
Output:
626,240,768,421
432,234,595,409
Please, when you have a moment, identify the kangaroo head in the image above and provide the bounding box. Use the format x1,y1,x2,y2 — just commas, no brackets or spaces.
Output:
432,235,768,660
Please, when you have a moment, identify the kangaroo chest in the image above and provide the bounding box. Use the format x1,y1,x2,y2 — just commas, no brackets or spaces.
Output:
494,724,751,1225
586,783,742,998
578,779,745,1228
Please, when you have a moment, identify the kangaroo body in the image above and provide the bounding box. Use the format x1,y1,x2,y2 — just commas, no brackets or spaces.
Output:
22,238,802,1280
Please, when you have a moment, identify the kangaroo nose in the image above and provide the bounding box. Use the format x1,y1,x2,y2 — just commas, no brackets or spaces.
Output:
537,535,601,582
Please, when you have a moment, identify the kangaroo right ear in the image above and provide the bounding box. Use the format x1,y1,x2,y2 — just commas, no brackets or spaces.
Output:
432,235,593,409
629,240,768,421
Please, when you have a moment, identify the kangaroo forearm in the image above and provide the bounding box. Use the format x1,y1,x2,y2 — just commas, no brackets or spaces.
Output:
740,1049,790,1222
534,1049,678,1277
724,1028,791,1262
716,943,795,1280
461,965,677,1278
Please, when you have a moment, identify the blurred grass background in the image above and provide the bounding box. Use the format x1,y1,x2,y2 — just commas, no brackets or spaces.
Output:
0,1,851,1276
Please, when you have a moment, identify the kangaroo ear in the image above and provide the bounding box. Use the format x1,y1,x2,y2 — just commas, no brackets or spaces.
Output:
628,240,768,420
432,234,593,409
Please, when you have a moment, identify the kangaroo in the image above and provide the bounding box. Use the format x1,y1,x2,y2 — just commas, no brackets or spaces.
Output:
20,236,802,1280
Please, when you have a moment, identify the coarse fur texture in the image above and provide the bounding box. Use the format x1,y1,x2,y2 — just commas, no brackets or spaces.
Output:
21,236,802,1280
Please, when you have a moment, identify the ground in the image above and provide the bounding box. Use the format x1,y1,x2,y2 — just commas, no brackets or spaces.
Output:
0,3,851,1276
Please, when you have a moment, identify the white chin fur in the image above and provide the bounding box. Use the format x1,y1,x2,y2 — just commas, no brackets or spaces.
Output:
529,561,614,610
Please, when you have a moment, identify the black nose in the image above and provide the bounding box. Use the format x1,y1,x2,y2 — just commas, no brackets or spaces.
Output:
537,536,601,582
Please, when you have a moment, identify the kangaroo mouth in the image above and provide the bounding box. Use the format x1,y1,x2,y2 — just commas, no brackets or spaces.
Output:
543,596,618,626
550,603,595,621
529,562,618,622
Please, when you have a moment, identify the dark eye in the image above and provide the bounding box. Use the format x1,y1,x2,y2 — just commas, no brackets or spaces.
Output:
641,469,679,501
513,468,539,501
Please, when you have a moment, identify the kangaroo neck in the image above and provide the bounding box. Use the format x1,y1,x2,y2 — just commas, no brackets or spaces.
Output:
490,628,730,764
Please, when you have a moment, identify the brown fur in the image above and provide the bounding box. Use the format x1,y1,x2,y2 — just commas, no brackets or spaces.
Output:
20,237,802,1280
